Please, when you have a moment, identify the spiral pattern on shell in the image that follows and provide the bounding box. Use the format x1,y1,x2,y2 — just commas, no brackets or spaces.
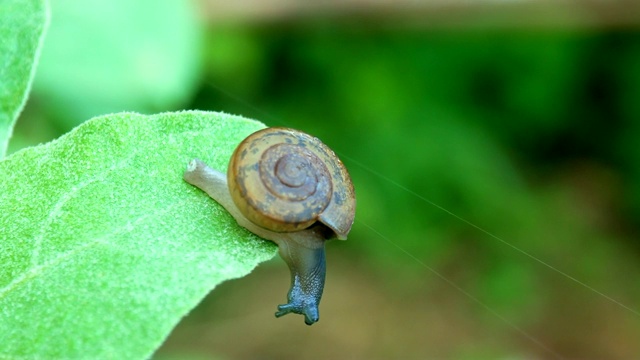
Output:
228,127,355,237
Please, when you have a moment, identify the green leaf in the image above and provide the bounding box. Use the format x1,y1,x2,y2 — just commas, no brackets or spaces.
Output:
0,111,277,359
0,0,49,158
33,0,203,129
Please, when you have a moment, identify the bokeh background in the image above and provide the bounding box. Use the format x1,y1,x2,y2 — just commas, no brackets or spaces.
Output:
14,0,640,358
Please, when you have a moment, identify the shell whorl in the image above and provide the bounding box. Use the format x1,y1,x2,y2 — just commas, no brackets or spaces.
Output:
228,127,355,239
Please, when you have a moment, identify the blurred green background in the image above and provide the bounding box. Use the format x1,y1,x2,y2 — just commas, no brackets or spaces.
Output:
14,0,640,358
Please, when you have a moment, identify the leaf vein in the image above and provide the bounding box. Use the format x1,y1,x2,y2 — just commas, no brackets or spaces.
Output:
29,152,138,267
0,198,190,300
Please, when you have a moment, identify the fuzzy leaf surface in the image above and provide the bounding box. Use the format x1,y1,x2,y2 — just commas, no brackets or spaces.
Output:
0,0,49,157
0,111,277,359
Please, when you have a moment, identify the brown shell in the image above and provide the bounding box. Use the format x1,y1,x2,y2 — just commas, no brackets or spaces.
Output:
228,127,355,240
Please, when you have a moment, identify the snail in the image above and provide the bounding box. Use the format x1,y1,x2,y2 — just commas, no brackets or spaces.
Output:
183,127,356,325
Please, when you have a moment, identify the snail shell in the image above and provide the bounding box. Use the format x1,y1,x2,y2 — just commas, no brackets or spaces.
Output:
227,127,355,239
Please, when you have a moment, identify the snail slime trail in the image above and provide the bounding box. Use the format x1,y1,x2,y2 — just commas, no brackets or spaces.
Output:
184,128,355,325
202,81,640,355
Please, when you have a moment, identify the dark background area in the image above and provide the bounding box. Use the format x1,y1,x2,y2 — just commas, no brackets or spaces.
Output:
14,0,640,358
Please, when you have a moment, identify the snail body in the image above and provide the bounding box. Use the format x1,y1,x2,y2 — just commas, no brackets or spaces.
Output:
183,127,355,325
